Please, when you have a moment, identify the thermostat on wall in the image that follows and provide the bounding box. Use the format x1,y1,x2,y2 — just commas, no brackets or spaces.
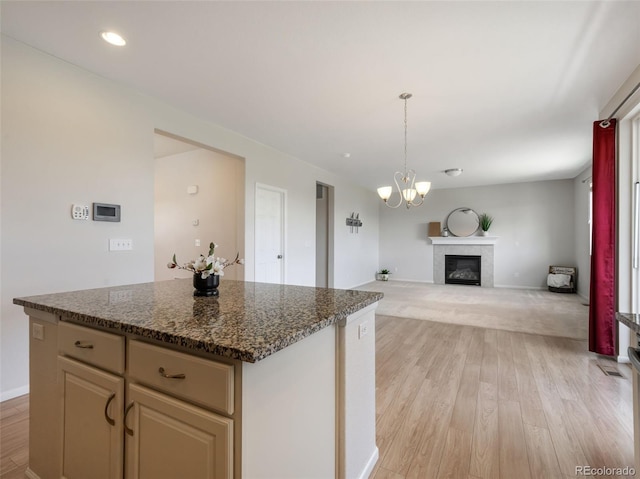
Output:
93,203,121,222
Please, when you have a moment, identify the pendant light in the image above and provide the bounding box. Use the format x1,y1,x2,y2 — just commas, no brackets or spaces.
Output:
377,93,431,209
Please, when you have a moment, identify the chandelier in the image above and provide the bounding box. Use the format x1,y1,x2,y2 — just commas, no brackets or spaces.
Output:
377,93,431,209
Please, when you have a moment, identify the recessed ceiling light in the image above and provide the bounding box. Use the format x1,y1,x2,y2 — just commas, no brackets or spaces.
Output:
444,168,463,177
101,31,126,47
342,153,351,158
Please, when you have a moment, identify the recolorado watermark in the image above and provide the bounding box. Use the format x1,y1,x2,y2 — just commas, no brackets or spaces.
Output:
576,465,636,476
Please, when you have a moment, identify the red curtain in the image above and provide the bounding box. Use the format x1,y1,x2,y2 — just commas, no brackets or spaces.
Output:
589,119,616,356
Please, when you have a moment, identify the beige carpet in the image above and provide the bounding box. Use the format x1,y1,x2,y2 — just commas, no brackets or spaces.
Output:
357,280,589,340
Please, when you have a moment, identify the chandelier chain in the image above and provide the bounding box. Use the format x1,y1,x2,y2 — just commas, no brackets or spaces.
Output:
404,96,408,176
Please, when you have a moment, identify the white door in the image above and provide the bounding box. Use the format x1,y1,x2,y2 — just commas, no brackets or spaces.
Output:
255,184,285,284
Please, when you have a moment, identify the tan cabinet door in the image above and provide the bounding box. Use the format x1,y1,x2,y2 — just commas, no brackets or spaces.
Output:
58,356,124,479
125,383,233,479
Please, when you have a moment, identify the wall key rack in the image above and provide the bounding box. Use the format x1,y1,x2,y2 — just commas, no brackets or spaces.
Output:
346,212,362,233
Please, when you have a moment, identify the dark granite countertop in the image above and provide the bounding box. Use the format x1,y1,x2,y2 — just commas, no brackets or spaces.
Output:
14,279,383,363
617,312,640,335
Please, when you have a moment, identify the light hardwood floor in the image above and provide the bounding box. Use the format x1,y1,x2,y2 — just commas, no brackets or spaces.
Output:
371,315,634,479
0,394,28,479
0,316,634,479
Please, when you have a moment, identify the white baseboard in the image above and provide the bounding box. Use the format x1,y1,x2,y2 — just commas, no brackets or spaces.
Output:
349,280,379,289
349,278,435,288
358,279,576,292
376,277,433,284
388,278,434,284
494,284,545,290
0,384,29,402
577,292,589,303
618,354,631,364
360,447,379,479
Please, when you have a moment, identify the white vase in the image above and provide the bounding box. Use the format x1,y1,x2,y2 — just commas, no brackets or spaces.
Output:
481,230,489,236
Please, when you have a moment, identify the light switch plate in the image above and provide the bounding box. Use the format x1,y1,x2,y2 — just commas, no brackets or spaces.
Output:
109,239,133,251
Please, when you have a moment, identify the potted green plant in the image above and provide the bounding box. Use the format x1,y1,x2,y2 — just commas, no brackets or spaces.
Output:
377,269,391,281
478,213,494,236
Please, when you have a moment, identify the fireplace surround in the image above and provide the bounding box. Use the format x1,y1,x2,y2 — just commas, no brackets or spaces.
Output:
430,236,497,287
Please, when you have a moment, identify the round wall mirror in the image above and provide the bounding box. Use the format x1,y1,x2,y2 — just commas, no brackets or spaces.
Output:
445,207,479,237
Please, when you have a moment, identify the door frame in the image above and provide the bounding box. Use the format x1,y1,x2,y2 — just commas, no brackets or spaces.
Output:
316,182,335,288
254,183,287,284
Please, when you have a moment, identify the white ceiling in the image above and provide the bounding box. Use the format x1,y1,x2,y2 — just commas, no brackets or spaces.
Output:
3,1,640,191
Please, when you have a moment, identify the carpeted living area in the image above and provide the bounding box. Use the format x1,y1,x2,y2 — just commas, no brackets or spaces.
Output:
357,280,588,340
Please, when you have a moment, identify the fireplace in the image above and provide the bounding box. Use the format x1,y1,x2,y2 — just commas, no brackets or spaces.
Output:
445,255,481,286
431,236,496,287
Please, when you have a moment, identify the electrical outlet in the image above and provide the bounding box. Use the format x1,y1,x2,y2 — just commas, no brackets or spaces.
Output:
195,239,201,247
358,322,369,339
109,239,133,251
32,323,44,340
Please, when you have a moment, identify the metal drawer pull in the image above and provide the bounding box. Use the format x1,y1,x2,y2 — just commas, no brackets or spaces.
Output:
124,402,134,436
158,367,186,379
74,340,94,349
104,393,116,426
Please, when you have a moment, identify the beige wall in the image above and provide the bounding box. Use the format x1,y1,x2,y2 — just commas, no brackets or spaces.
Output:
154,148,244,282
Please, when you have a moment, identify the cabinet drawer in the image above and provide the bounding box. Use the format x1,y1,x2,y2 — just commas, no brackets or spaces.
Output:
128,340,234,415
58,321,125,374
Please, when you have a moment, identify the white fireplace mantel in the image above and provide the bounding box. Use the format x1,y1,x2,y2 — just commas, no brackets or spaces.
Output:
429,236,498,246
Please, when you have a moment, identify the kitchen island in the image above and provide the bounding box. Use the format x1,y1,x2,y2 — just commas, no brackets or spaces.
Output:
617,312,640,335
14,279,383,479
617,312,640,473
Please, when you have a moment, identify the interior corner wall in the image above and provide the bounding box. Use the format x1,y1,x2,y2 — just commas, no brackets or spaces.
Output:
154,149,244,282
0,37,379,399
573,168,592,300
378,179,576,289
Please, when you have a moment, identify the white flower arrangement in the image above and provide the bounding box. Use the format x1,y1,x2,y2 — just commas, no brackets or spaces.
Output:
168,242,244,279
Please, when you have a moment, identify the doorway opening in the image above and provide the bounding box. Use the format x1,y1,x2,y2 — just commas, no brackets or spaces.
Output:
153,130,245,282
316,182,334,288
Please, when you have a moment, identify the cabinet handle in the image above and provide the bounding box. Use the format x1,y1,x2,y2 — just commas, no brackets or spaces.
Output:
104,392,116,426
123,402,134,436
74,340,94,349
158,367,186,380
